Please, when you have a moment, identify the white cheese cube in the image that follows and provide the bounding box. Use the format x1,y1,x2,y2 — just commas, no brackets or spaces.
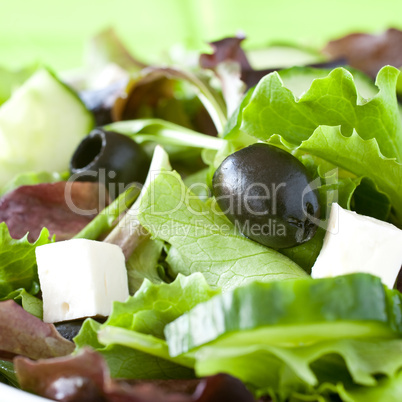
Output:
36,239,129,323
311,203,402,288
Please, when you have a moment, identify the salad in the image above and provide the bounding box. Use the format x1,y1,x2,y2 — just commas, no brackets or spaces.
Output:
1,28,402,401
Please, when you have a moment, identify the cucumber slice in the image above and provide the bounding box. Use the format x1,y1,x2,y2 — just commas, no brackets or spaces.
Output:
165,274,402,357
278,66,377,99
246,44,325,70
0,68,94,187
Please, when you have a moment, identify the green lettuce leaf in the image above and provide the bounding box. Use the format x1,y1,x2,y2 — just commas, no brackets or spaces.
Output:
193,339,402,402
126,235,164,294
240,66,402,161
183,168,210,199
74,185,140,241
0,360,18,387
267,126,402,226
279,155,362,272
0,288,42,319
94,273,402,402
74,318,193,379
350,177,391,221
137,170,307,291
0,223,52,298
335,370,402,402
276,66,378,100
106,273,219,338
106,118,225,151
74,273,217,379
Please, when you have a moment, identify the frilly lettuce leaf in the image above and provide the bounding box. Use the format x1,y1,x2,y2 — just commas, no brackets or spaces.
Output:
240,66,402,161
74,273,217,379
89,273,402,402
266,126,402,226
0,222,52,298
192,339,402,401
279,153,364,272
106,273,219,338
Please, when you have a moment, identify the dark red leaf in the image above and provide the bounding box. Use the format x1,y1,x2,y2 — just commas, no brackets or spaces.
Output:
200,36,278,90
0,300,74,360
15,348,258,402
0,182,110,242
324,28,402,78
200,35,252,71
192,374,255,402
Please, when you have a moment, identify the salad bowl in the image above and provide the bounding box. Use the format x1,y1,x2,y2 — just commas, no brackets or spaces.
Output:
0,383,49,402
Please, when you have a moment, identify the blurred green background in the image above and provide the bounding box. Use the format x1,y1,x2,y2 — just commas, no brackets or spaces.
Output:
1,0,402,71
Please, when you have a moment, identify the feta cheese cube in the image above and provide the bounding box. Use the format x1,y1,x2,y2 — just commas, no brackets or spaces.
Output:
311,203,402,288
36,239,129,323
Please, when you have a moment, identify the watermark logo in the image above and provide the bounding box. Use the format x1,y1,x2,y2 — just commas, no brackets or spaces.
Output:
63,167,341,238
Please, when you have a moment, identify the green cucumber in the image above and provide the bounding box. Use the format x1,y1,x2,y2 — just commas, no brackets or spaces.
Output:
165,274,402,357
0,68,94,187
278,66,377,99
246,44,325,70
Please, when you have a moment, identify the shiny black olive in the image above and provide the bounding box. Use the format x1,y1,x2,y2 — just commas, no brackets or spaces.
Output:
54,320,84,342
70,129,150,198
212,143,320,249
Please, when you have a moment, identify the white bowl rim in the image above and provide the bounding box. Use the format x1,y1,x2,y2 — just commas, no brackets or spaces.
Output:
0,382,50,402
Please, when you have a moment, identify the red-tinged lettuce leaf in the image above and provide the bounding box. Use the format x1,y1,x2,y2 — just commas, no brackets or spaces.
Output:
0,181,110,242
199,36,263,111
0,300,74,360
79,80,128,126
200,36,268,90
112,67,225,134
15,348,256,402
15,348,107,400
0,170,67,197
200,36,339,92
200,36,252,71
0,223,50,298
324,28,402,78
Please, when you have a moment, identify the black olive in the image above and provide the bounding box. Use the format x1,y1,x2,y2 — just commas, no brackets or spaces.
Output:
212,143,320,249
54,320,84,342
70,129,150,198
